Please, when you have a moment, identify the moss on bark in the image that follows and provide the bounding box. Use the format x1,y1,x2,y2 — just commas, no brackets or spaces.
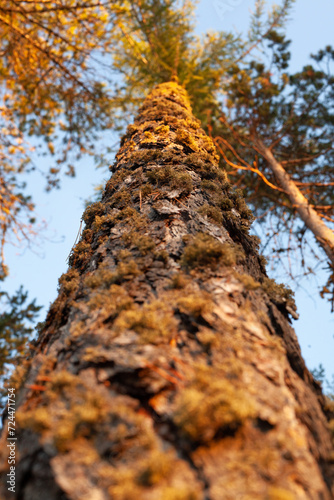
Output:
1,82,333,500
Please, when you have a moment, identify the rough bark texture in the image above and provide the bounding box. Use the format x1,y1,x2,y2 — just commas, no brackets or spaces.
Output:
1,82,333,500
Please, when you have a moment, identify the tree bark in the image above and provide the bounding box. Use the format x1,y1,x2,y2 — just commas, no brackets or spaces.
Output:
0,82,333,500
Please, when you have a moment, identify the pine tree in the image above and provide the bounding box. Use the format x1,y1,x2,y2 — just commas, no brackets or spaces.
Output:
0,285,41,385
0,82,333,499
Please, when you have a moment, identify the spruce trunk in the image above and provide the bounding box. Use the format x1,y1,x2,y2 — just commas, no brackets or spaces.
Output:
1,82,333,499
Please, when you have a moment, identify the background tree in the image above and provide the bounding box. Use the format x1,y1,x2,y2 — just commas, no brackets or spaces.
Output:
0,0,120,272
0,80,333,500
0,282,41,384
208,23,334,309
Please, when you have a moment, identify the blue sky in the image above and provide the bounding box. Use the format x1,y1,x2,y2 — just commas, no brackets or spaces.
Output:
4,0,334,380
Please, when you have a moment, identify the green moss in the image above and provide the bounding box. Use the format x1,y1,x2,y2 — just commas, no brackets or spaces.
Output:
17,370,165,460
173,364,256,442
228,188,254,222
177,292,213,319
159,148,185,165
68,240,92,268
82,201,104,227
109,188,132,209
81,228,93,242
198,204,223,224
136,235,156,255
169,272,189,289
219,196,234,211
184,152,225,179
147,166,193,194
234,272,261,290
181,233,243,270
127,149,159,166
140,183,154,198
196,327,217,351
104,168,131,194
114,301,177,344
58,269,80,296
17,371,109,452
122,232,155,255
92,207,145,232
259,254,268,268
85,258,140,290
154,249,169,264
17,406,51,433
173,172,193,194
201,179,220,192
262,278,296,309
137,451,173,487
84,261,116,289
86,284,134,316
199,134,216,155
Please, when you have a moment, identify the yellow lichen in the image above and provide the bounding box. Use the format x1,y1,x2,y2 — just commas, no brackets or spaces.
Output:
175,128,199,152
160,487,200,500
155,124,170,135
267,486,295,500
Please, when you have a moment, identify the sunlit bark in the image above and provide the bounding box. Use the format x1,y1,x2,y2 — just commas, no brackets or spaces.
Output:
0,82,333,500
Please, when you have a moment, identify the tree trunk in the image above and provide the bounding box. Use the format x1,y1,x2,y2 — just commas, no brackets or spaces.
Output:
256,139,334,269
1,82,333,500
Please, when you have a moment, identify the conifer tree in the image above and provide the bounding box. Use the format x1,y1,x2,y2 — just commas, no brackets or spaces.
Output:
0,82,333,499
0,284,41,385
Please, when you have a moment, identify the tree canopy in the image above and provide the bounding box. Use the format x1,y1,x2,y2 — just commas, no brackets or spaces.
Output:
1,0,333,307
0,0,118,273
